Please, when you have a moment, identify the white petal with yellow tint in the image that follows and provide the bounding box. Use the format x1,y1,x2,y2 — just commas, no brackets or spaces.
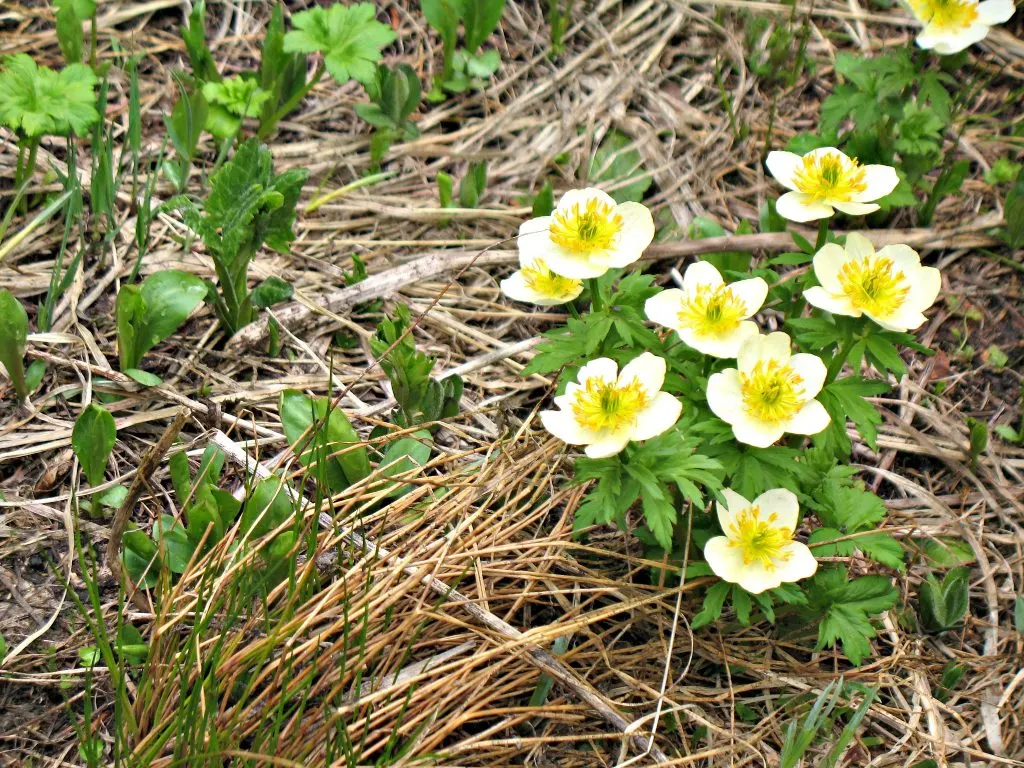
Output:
783,399,831,436
737,331,792,373
716,488,752,530
804,286,860,318
907,265,941,313
643,288,685,330
606,201,655,268
788,353,827,398
753,488,800,532
706,369,745,424
812,243,850,293
832,201,880,216
682,320,759,359
765,151,803,191
775,191,835,222
541,246,613,280
631,391,683,441
774,541,818,583
584,432,633,459
618,351,665,394
703,537,786,594
557,187,617,211
851,166,899,202
540,409,594,445
730,415,786,448
978,0,1014,22
728,277,769,316
683,260,725,291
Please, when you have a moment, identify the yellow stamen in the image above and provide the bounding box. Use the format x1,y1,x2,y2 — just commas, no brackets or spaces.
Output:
549,198,623,253
792,153,867,203
521,260,581,299
727,506,793,570
740,360,805,423
910,0,979,29
838,256,909,318
572,376,649,432
678,284,748,337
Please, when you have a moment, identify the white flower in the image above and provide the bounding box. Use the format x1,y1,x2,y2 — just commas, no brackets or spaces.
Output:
644,261,768,358
909,0,1014,53
500,258,583,306
540,352,682,458
707,332,830,448
804,233,941,332
703,488,818,594
766,148,899,222
517,188,655,279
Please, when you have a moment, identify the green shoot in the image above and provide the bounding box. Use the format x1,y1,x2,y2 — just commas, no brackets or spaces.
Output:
116,270,208,373
0,289,29,403
421,0,506,98
355,64,422,166
55,0,97,65
283,3,396,88
202,75,271,141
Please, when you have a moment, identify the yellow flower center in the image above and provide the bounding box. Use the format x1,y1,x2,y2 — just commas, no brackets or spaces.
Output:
792,153,867,203
521,260,581,299
549,198,623,253
740,361,805,424
727,506,793,570
910,0,979,29
838,256,909,318
678,284,748,337
571,376,649,432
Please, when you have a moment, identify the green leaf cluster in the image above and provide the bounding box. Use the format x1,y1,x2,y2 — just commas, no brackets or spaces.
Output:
202,76,271,140
55,0,96,65
421,0,505,96
279,390,371,493
370,304,464,428
284,3,396,87
116,270,207,372
0,54,98,138
919,566,971,631
807,567,899,665
356,64,423,165
588,130,652,204
438,161,488,211
167,139,308,335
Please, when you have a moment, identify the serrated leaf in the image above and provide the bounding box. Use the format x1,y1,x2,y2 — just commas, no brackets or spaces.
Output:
0,54,98,137
284,3,396,87
692,580,730,629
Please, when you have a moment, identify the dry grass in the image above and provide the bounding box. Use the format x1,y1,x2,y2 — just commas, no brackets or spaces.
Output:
1,0,1023,765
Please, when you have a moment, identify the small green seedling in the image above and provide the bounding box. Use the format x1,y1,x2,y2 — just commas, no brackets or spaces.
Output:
1002,169,1024,249
0,54,98,201
965,416,988,469
370,304,463,429
546,0,575,55
919,566,971,631
437,161,488,215
168,139,307,335
355,63,422,166
55,0,97,66
280,389,371,493
283,3,396,88
71,403,118,514
589,129,652,204
0,289,29,403
202,76,271,141
116,269,208,375
421,0,506,98
181,0,219,83
162,80,207,191
256,4,309,139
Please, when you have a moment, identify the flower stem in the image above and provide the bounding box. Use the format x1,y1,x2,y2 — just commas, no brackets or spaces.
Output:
587,278,604,313
566,301,580,318
814,218,829,252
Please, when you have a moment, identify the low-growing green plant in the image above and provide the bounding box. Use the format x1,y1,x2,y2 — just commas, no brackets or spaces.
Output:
162,80,207,191
181,0,219,83
356,63,422,166
779,679,877,768
421,0,506,98
55,0,98,66
71,403,122,513
546,0,575,55
588,129,652,204
370,304,464,429
0,53,98,213
0,289,29,403
116,270,208,378
1000,168,1024,249
438,160,488,214
168,139,308,335
202,75,271,142
919,565,971,631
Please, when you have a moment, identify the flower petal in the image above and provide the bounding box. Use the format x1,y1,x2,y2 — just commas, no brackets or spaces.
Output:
812,243,849,293
907,265,941,313
584,432,632,458
804,286,861,318
831,201,880,216
618,352,666,394
705,537,784,594
683,321,759,359
784,398,831,436
730,414,786,448
631,391,682,441
577,357,618,386
518,215,552,242
499,272,539,304
557,187,617,211
789,353,827,398
752,488,799,532
645,289,685,330
541,246,613,279
977,0,1015,23
606,201,655,268
776,191,835,222
540,409,594,445
851,165,899,202
706,369,744,424
875,243,922,273
844,232,876,260
683,260,724,291
765,151,803,191
717,488,752,532
738,331,792,373
729,277,769,317
774,541,818,583
869,308,928,332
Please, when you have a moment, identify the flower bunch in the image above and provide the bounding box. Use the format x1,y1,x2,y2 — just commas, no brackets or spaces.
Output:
501,164,942,662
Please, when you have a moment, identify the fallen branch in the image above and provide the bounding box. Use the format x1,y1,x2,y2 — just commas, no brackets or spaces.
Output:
226,215,1004,351
210,430,672,764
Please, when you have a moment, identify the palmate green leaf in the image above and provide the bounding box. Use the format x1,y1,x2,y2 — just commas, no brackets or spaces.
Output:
117,270,207,371
0,54,98,137
809,567,898,665
72,404,116,488
284,3,397,87
816,376,889,454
